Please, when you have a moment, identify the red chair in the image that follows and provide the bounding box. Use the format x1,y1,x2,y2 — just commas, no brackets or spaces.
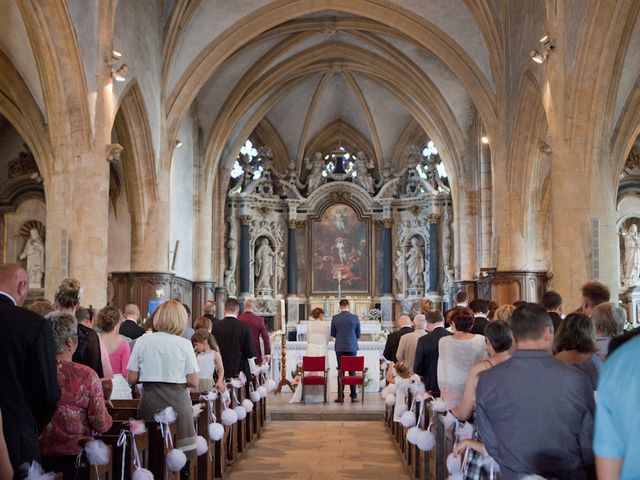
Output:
338,356,367,404
301,356,329,404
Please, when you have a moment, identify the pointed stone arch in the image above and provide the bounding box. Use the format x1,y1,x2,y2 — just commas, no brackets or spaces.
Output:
113,81,160,270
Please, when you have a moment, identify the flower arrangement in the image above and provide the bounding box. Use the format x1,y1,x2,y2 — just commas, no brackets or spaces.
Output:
369,308,382,322
290,362,303,391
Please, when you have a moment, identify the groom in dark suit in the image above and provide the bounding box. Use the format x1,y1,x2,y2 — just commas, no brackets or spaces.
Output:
331,299,361,403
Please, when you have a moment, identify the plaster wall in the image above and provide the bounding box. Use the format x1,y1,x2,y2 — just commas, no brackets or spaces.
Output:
113,0,163,166
107,187,132,272
169,114,196,280
0,1,44,112
66,0,98,104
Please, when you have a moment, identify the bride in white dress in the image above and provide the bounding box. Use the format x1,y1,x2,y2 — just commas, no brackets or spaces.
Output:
290,307,330,403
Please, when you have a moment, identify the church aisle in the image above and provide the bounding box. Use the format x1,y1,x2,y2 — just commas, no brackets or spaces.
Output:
225,420,411,479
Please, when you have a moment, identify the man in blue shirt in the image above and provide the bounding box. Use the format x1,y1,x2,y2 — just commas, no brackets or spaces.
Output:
330,298,360,403
594,335,640,479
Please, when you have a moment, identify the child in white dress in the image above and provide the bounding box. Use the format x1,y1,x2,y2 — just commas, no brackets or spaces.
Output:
191,330,226,393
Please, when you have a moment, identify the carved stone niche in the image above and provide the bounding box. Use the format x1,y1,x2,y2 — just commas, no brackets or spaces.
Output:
477,270,550,304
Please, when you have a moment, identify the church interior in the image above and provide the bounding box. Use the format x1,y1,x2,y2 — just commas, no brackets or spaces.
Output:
1,0,640,479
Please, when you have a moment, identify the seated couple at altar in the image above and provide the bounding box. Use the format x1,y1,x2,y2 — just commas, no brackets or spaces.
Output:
290,299,361,403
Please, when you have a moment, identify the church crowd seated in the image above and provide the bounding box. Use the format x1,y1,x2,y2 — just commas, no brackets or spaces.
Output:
0,264,274,479
382,280,640,479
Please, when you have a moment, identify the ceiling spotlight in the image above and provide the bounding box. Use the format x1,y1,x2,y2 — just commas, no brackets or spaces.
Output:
112,64,129,82
530,50,547,64
481,136,489,145
112,50,122,60
530,35,555,64
175,140,183,149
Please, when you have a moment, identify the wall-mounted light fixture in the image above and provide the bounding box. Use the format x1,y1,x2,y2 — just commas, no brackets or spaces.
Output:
112,64,129,82
530,34,555,64
481,136,490,145
175,140,183,149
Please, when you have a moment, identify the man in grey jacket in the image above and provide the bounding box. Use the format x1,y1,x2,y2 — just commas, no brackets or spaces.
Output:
330,299,361,403
476,303,595,480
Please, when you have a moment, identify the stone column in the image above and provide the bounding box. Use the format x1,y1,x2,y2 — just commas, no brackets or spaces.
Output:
287,220,298,295
381,218,393,295
239,215,251,296
428,213,440,293
215,286,226,316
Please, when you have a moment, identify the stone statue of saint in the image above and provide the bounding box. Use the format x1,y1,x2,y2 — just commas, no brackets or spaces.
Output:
255,238,275,290
406,236,425,288
442,207,452,268
276,250,285,293
394,249,404,292
623,223,640,286
305,153,325,193
352,151,375,193
19,228,44,288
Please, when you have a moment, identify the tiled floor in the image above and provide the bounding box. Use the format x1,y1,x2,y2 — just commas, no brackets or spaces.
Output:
224,420,411,480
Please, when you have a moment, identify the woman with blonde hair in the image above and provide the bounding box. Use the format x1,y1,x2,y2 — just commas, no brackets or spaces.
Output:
128,300,200,459
494,304,516,324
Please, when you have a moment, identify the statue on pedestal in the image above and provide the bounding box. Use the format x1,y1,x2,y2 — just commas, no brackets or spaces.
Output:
304,153,325,193
352,151,375,193
622,223,640,286
19,228,44,288
255,238,275,290
407,237,425,288
276,250,286,293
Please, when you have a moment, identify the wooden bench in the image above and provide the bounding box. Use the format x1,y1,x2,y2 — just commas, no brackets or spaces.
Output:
101,424,149,480
147,421,180,480
41,445,113,480
190,393,215,480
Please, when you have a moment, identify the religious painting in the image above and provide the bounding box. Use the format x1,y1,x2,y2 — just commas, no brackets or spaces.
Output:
310,203,370,294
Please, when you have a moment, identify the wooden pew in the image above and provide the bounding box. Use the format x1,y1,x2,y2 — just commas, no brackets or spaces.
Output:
191,393,215,480
232,385,247,455
101,425,149,480
41,446,113,480
147,421,180,480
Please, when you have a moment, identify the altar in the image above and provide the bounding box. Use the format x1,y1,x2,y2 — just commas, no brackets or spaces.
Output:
270,339,385,395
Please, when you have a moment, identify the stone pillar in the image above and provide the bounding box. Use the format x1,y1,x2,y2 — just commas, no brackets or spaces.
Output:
215,286,226,316
239,215,251,295
381,219,393,295
428,213,440,293
287,220,298,295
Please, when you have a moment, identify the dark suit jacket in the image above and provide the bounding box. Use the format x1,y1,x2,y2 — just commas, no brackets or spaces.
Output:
238,311,270,363
212,316,256,379
0,294,59,470
383,326,413,362
471,315,488,335
330,310,360,352
119,319,145,340
548,312,562,332
413,327,452,395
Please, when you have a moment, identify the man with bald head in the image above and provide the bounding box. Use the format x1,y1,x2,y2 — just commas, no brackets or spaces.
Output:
0,263,59,471
383,314,413,363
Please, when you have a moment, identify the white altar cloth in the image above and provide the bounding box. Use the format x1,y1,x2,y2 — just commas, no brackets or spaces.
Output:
271,340,384,393
295,321,381,339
